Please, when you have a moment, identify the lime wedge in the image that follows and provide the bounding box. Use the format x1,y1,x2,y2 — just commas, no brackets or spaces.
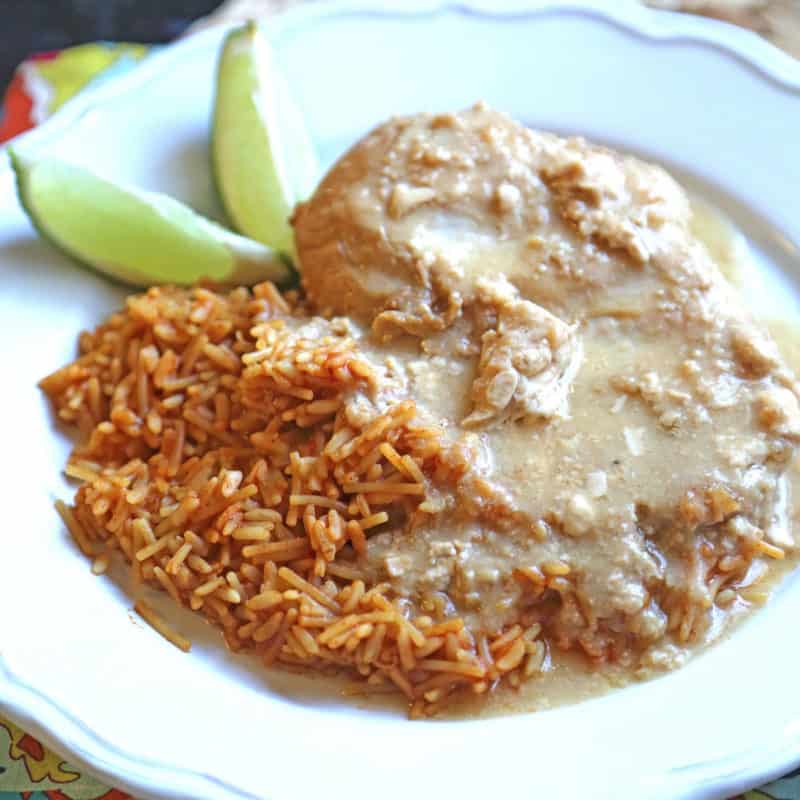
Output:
10,151,292,288
212,21,318,257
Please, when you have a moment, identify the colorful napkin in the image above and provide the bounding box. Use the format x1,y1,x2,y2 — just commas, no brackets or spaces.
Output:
0,43,148,143
1,39,799,800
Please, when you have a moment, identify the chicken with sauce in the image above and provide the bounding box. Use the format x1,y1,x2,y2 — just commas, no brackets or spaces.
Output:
294,102,800,672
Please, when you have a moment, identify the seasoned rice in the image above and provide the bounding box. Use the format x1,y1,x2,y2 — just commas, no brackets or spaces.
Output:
42,283,546,716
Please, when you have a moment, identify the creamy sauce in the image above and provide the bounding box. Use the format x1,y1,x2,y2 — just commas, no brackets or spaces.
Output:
294,106,800,715
454,202,800,718
689,198,750,287
694,199,800,604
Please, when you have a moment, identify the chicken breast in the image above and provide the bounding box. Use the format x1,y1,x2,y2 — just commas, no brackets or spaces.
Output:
294,104,800,668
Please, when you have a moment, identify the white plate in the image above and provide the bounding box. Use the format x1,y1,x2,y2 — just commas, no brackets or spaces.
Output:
1,2,799,799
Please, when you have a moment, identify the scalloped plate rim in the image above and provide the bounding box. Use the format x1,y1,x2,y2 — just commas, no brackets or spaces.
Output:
1,3,799,800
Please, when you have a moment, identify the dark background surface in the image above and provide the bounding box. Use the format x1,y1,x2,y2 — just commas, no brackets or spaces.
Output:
1,0,220,93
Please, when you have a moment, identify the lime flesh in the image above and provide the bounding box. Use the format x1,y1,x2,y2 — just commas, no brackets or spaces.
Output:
212,21,318,257
10,151,292,288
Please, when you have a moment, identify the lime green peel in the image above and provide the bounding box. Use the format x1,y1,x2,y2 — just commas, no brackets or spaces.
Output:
212,21,319,257
9,151,293,288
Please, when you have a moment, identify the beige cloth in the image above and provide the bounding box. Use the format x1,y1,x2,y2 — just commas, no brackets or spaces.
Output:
195,0,800,58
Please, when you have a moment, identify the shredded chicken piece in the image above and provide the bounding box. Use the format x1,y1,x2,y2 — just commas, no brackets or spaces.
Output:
463,277,581,428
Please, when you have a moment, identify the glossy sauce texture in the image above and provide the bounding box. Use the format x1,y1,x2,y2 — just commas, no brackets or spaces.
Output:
293,105,800,709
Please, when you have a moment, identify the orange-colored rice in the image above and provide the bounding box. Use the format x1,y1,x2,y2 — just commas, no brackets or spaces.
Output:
41,283,546,716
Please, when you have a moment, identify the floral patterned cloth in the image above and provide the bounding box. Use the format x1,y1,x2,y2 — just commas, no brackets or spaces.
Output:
1,36,799,800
